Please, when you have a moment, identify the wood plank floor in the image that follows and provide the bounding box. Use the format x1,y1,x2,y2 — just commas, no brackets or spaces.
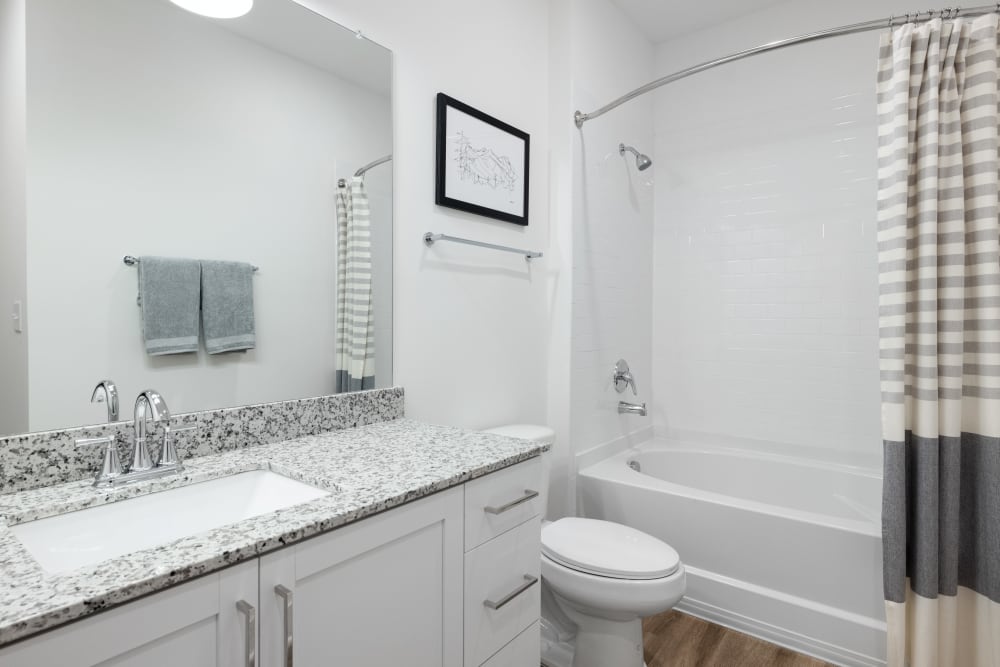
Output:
642,611,835,667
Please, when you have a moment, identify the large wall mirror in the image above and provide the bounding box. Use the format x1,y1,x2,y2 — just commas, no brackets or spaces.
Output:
0,0,393,436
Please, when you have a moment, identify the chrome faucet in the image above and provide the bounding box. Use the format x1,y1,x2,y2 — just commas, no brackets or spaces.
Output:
78,389,195,487
132,390,170,472
613,359,646,415
618,401,647,416
90,380,120,423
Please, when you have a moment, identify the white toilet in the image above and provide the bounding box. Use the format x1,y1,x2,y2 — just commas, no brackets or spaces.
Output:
483,425,686,667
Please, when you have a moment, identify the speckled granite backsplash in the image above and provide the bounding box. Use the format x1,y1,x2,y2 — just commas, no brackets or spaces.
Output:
0,387,404,495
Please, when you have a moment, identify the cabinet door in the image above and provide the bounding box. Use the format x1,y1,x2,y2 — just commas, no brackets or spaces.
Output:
0,559,258,667
260,487,464,667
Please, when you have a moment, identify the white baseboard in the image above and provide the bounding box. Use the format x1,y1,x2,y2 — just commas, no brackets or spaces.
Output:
675,567,886,667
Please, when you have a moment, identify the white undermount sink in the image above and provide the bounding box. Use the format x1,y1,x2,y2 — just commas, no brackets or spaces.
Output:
10,470,330,574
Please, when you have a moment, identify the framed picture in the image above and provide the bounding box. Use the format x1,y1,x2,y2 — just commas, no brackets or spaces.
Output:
435,93,530,226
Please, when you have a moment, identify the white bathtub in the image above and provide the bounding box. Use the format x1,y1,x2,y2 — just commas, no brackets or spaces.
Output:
577,436,887,667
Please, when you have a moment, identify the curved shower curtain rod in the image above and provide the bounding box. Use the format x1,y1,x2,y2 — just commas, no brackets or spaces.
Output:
574,4,997,128
355,154,392,177
338,154,392,188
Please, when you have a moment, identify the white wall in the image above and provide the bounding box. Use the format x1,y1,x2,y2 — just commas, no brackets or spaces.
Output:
570,0,655,454
299,0,553,431
546,0,654,516
24,0,391,430
651,0,912,461
0,0,28,435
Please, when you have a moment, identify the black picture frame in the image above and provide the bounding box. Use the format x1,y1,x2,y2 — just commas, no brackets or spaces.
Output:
435,93,530,226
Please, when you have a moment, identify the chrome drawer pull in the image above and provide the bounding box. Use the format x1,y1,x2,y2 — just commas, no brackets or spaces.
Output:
236,599,257,667
484,489,538,515
483,574,539,610
275,585,294,667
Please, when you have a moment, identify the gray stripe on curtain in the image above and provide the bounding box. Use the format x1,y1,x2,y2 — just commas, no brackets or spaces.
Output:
335,178,376,393
876,14,1000,662
882,432,1000,604
334,370,374,392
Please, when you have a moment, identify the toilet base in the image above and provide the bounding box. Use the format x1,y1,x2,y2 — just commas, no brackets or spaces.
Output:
541,594,647,667
540,624,574,667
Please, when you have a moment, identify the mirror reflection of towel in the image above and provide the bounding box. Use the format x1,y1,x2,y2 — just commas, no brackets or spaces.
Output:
200,260,255,354
138,256,200,356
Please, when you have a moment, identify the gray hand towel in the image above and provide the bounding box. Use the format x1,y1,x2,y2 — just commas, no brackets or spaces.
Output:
138,256,201,355
201,260,256,354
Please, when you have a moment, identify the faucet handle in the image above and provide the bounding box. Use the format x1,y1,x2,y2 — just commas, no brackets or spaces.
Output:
75,436,124,485
613,359,638,396
158,424,198,467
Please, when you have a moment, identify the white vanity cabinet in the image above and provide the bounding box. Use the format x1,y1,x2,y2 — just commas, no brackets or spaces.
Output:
0,560,259,667
0,458,544,667
259,485,465,667
463,457,543,666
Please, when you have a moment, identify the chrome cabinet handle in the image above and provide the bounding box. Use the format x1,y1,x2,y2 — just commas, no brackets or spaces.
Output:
274,585,294,667
483,574,539,610
484,489,539,515
236,599,257,667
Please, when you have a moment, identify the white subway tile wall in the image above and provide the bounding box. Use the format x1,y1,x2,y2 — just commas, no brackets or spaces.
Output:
652,28,882,455
570,0,655,457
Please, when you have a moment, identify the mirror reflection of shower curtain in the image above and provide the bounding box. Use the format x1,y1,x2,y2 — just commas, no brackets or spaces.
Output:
335,177,375,391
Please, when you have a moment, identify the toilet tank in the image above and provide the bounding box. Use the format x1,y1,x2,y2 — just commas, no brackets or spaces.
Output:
482,424,556,446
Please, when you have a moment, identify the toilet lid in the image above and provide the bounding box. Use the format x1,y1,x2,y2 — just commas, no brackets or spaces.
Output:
541,518,680,580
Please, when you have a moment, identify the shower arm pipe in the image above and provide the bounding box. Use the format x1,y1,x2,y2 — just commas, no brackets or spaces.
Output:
574,4,994,128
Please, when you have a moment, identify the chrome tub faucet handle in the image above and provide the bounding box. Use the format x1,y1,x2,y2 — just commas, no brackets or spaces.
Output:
613,359,638,395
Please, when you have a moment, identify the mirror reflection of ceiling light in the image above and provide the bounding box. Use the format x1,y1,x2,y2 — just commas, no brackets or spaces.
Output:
169,0,253,19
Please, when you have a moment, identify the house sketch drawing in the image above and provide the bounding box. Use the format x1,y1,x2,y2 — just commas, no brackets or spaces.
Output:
453,131,517,192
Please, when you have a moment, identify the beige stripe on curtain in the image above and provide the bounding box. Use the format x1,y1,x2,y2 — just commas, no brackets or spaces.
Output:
876,14,1000,667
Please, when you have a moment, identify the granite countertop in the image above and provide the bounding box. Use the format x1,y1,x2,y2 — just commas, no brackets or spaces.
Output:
0,419,548,648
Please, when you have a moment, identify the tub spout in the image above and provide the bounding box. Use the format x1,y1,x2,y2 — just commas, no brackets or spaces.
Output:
618,400,647,416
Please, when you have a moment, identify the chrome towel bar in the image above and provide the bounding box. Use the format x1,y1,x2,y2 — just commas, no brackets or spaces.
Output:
423,232,543,261
123,255,259,272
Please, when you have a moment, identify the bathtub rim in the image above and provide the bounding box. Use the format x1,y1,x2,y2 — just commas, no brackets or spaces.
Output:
578,439,882,539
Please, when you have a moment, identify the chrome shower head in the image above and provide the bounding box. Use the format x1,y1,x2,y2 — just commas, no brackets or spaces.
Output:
619,143,652,171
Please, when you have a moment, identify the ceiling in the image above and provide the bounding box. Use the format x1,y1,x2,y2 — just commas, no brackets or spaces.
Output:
608,0,785,43
206,0,391,96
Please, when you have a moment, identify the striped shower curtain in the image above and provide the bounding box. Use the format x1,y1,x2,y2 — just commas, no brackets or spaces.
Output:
335,177,375,392
877,15,1000,667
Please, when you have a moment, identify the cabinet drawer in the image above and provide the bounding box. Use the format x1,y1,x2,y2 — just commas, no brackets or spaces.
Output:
465,457,543,551
464,516,541,666
481,621,540,667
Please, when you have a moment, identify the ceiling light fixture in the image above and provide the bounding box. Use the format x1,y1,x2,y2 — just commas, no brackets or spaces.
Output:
169,0,253,19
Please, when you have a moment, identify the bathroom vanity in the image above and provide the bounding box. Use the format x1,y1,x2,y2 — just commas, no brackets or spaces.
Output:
0,416,546,666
